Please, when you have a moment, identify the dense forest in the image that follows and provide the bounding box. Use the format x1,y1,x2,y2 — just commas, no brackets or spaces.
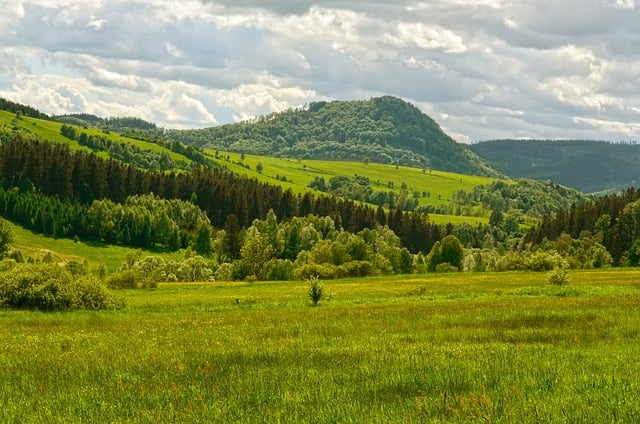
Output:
470,139,640,193
168,96,500,176
0,134,449,254
525,187,640,265
2,97,640,283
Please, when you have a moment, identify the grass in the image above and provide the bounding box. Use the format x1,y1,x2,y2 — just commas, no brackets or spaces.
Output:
0,110,192,164
6,221,184,273
208,150,503,225
0,268,639,422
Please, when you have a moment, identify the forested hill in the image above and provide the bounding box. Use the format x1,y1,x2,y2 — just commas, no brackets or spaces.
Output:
470,139,640,193
168,96,500,177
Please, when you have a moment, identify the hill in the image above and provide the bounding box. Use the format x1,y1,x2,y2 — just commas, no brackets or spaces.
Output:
470,139,640,193
168,96,500,177
0,109,205,172
206,150,497,223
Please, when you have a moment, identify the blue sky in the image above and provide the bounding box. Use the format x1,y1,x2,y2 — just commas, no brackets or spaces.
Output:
1,0,639,142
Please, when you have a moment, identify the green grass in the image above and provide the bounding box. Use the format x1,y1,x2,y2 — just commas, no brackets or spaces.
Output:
209,151,501,224
1,268,639,422
6,221,183,273
0,110,192,164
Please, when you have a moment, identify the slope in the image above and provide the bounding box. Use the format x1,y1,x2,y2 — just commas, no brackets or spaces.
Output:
470,139,640,193
169,96,500,177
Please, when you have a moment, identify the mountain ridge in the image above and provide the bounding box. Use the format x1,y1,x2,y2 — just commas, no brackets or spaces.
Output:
167,96,501,177
470,139,640,193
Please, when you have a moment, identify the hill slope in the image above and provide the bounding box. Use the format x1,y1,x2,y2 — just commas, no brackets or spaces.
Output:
169,96,500,176
470,139,640,193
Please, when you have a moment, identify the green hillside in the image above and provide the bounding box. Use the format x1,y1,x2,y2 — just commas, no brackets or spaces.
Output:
169,96,500,177
470,139,640,193
0,109,194,169
209,150,497,221
5,220,182,274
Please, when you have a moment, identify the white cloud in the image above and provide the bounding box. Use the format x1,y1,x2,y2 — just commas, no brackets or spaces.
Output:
608,0,635,9
0,0,638,142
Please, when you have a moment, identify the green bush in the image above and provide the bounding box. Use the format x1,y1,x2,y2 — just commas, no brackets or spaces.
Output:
295,263,347,280
107,269,157,289
547,266,570,286
306,275,328,307
266,259,295,281
0,264,122,311
434,262,459,273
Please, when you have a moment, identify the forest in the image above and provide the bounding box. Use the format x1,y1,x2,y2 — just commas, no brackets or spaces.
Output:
168,96,499,176
470,139,640,193
0,98,639,287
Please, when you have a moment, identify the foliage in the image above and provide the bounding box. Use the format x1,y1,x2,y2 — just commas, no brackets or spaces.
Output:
0,136,448,253
119,255,215,283
306,275,327,306
0,219,12,257
107,269,145,289
452,179,587,217
626,239,640,266
169,96,500,176
426,235,464,272
547,266,570,285
0,263,122,310
526,187,640,265
471,139,640,193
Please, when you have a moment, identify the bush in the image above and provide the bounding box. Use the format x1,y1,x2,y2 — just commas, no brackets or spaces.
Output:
434,262,459,273
306,275,330,307
295,263,346,280
107,269,156,289
266,259,295,281
547,266,570,286
0,264,123,311
214,263,235,281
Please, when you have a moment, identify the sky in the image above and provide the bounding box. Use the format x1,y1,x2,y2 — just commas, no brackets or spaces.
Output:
1,0,639,142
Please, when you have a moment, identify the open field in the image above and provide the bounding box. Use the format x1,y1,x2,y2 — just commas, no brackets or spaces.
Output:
0,110,193,164
1,269,639,422
208,150,501,224
6,221,183,273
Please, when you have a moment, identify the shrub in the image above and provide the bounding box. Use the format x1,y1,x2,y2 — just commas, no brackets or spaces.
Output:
266,259,295,281
343,260,378,277
435,262,459,273
0,264,122,311
214,262,235,281
107,269,156,289
547,266,570,286
306,275,328,307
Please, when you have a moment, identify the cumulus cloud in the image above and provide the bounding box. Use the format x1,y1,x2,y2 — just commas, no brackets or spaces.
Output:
0,0,637,141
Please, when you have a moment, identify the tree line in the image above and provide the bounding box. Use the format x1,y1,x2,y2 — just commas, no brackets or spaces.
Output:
525,187,640,264
0,135,446,254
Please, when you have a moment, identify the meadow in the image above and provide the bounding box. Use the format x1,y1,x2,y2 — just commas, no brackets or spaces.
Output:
207,150,500,225
1,269,638,423
0,110,193,164
6,221,183,273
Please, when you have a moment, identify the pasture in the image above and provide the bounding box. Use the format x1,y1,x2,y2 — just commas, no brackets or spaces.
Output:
1,269,639,422
207,149,497,218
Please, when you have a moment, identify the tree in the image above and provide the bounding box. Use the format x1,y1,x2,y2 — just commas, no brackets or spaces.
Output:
193,223,213,256
0,219,12,258
256,162,264,173
239,227,274,279
427,235,464,272
489,210,504,228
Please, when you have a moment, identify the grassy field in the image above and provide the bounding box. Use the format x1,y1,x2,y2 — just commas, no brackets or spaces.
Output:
208,150,500,209
6,221,183,273
1,269,638,422
0,110,192,164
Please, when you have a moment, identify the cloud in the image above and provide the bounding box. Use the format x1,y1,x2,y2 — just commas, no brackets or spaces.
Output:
0,0,637,142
